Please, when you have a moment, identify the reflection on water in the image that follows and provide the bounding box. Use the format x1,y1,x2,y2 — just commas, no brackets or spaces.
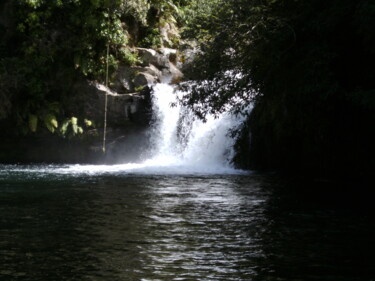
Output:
142,177,266,280
0,165,374,280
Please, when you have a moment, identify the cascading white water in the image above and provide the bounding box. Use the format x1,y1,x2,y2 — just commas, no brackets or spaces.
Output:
140,83,247,173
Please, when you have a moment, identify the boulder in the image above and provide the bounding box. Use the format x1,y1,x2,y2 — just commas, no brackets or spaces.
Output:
162,62,184,84
137,47,169,69
159,48,178,64
133,72,156,88
142,64,162,80
177,41,198,73
113,63,163,93
132,65,162,82
135,47,183,83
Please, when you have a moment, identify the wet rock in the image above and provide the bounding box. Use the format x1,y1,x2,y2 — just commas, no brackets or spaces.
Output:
133,72,156,88
142,64,162,80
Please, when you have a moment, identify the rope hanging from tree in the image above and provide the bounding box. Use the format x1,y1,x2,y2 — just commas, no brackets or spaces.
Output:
102,34,110,153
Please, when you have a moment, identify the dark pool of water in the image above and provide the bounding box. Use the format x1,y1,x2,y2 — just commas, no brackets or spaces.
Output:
0,165,374,280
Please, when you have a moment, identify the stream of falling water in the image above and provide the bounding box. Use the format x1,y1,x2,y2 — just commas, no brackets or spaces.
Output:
142,83,247,174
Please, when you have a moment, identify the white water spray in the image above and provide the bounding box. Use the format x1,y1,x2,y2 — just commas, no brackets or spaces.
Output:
138,83,247,174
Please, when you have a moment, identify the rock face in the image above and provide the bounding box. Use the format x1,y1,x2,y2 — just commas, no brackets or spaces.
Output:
133,72,156,88
76,46,185,135
163,62,184,84
137,48,170,69
113,47,184,95
78,47,185,130
71,81,152,128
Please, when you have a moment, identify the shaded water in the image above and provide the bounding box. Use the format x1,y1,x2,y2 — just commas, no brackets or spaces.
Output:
1,165,374,280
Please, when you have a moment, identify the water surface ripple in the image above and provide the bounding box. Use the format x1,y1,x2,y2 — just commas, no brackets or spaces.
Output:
0,165,374,280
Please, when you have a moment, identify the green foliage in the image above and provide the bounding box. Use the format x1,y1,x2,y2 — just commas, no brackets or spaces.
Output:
60,116,92,137
136,0,192,48
119,47,140,65
60,119,71,136
122,0,150,25
0,0,126,133
0,0,190,135
139,27,162,48
44,114,59,133
183,0,375,176
182,0,375,117
180,0,222,42
84,119,92,127
22,99,92,136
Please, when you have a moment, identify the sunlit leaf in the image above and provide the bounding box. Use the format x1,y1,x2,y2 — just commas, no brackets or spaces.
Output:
84,119,93,127
45,122,55,133
60,119,71,136
71,117,78,125
44,114,58,133
72,123,78,134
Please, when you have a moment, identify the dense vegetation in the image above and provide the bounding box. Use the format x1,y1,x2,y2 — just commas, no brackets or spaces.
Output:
0,0,189,135
181,0,375,180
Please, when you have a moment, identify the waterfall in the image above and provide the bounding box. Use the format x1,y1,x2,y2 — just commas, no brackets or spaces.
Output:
139,83,247,174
